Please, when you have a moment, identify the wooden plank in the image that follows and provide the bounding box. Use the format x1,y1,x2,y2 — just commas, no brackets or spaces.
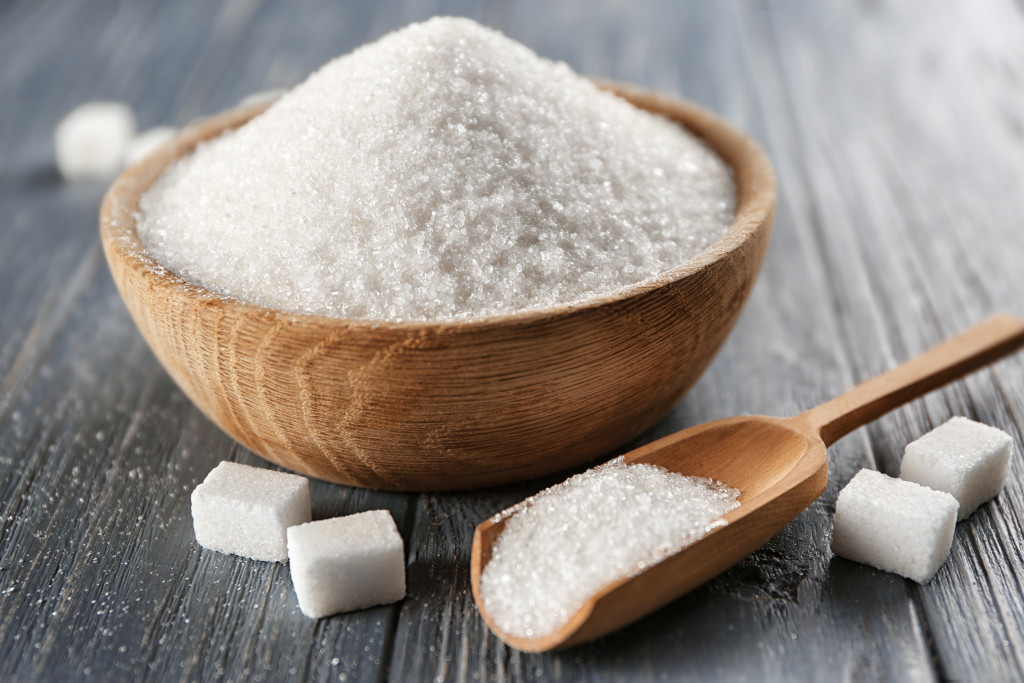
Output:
0,1,409,681
387,1,937,680
765,1,1024,680
3,0,1024,680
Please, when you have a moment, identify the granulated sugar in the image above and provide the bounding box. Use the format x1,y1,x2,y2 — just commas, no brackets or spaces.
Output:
479,456,739,639
137,17,734,321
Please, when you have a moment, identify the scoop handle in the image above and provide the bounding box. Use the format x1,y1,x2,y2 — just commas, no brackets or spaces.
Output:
800,314,1024,447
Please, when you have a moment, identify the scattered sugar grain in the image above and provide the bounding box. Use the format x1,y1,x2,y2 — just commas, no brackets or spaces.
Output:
900,416,1013,519
125,126,176,166
191,461,311,562
479,456,740,638
287,510,406,618
55,101,136,181
138,17,735,322
832,468,958,583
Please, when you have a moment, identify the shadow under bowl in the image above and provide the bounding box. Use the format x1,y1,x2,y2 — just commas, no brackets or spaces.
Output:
99,80,776,491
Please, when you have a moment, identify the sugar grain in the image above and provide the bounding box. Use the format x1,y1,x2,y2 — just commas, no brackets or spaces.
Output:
138,17,735,321
479,456,740,639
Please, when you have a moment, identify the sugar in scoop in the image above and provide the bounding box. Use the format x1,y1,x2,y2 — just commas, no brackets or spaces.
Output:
137,17,734,322
479,457,740,639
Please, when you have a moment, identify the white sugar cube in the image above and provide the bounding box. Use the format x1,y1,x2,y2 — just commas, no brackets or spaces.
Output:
124,126,176,166
54,101,136,181
832,469,958,583
287,510,406,618
191,461,311,562
900,416,1013,519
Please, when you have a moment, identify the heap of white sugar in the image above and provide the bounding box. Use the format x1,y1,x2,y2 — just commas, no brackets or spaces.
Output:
137,17,735,322
479,456,740,639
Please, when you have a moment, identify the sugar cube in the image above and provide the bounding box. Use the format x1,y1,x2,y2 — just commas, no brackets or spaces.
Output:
54,101,136,181
900,416,1013,519
287,510,405,618
191,461,311,562
832,469,958,583
124,126,176,167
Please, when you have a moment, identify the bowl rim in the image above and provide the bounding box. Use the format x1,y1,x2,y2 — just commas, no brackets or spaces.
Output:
101,79,776,332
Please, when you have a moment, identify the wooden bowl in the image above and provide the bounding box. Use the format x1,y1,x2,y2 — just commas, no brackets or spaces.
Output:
99,81,776,491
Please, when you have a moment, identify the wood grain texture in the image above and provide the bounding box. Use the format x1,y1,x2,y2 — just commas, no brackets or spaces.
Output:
3,0,1024,680
100,83,775,491
473,415,829,652
471,315,1024,651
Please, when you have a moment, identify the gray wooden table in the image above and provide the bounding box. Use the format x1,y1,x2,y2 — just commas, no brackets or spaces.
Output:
4,0,1024,680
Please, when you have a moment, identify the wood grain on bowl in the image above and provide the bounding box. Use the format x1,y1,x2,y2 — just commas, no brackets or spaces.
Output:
99,82,776,490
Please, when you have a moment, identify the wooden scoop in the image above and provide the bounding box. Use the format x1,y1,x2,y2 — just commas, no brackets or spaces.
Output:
471,314,1024,652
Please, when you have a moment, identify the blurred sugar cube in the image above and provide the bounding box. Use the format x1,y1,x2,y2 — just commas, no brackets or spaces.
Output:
54,101,136,181
124,126,176,166
238,88,285,108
